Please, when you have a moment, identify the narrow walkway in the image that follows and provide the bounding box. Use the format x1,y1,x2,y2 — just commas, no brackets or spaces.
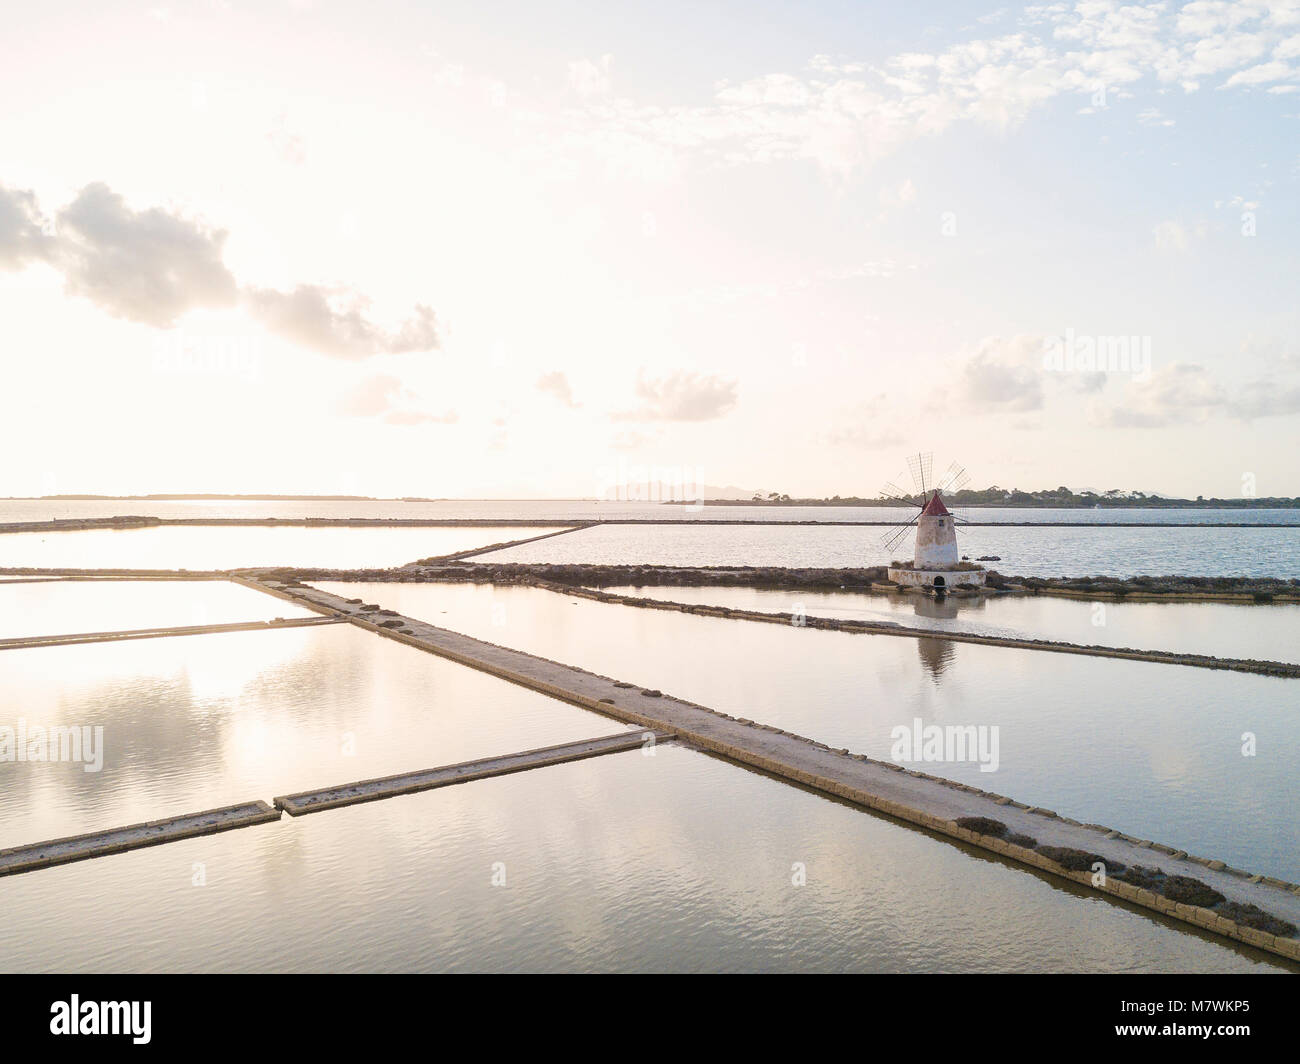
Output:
0,803,280,877
275,731,671,815
0,615,345,651
413,523,594,565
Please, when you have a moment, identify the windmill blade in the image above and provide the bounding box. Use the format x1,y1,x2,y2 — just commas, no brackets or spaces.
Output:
880,516,918,553
906,452,933,496
879,479,918,505
937,462,970,494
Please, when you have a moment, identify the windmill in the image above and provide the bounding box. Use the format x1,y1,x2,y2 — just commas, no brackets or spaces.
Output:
879,453,984,591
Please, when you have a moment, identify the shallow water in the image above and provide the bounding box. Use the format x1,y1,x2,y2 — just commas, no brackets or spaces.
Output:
473,522,1300,578
0,745,1284,973
0,622,626,851
0,578,313,640
323,581,1300,880
598,585,1300,664
0,524,558,571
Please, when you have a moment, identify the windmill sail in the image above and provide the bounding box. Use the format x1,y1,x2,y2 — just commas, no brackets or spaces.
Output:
906,452,933,496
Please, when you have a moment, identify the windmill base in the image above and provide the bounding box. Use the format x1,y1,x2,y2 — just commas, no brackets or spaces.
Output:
887,567,987,591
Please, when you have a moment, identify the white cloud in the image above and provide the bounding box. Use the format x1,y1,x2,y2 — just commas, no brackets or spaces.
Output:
337,373,456,424
568,55,613,97
537,370,579,407
1153,218,1208,251
615,369,739,421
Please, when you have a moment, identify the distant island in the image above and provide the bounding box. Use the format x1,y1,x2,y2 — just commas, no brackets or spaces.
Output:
701,488,1300,508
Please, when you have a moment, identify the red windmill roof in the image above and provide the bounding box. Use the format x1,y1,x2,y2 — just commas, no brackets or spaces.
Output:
921,492,950,516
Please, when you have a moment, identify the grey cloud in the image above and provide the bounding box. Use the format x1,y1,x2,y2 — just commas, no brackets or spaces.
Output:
958,336,1045,412
244,286,438,360
0,180,439,358
616,369,739,422
0,185,55,268
1091,362,1300,427
55,182,239,327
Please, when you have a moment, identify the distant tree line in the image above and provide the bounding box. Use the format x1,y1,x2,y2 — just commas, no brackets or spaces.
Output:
735,487,1300,508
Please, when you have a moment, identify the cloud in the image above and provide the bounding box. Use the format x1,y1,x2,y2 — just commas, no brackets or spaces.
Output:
568,55,612,97
610,428,654,451
1221,59,1298,87
336,372,455,424
0,185,55,269
0,180,439,356
822,394,903,449
1097,363,1224,427
1094,361,1300,426
520,3,1300,180
825,424,903,449
536,370,579,407
615,370,739,421
383,408,458,426
242,287,437,359
957,335,1045,412
337,373,403,417
268,113,307,165
1152,218,1208,251
1136,106,1175,125
53,182,239,327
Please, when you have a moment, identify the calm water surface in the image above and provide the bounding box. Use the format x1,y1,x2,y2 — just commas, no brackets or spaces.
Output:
0,746,1285,973
325,581,1300,880
0,578,313,639
0,524,556,570
474,523,1300,578
0,620,626,850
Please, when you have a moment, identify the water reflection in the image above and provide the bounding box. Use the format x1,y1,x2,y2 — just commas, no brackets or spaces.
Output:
0,579,313,640
0,525,565,570
0,746,1285,973
0,623,625,850
912,595,959,678
602,583,1300,665
322,581,1300,880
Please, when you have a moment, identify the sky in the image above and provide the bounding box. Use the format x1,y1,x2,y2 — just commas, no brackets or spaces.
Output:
1,0,1298,500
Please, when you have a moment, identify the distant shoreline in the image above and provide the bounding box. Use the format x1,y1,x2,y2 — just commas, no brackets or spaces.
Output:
4,493,1298,509
695,498,1300,509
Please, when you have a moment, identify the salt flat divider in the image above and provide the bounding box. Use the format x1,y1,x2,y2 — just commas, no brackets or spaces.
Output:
417,523,594,564
0,802,281,878
532,582,1300,678
0,615,345,651
275,731,672,816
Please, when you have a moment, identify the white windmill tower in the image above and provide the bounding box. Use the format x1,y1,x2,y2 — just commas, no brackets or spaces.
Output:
879,453,986,591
